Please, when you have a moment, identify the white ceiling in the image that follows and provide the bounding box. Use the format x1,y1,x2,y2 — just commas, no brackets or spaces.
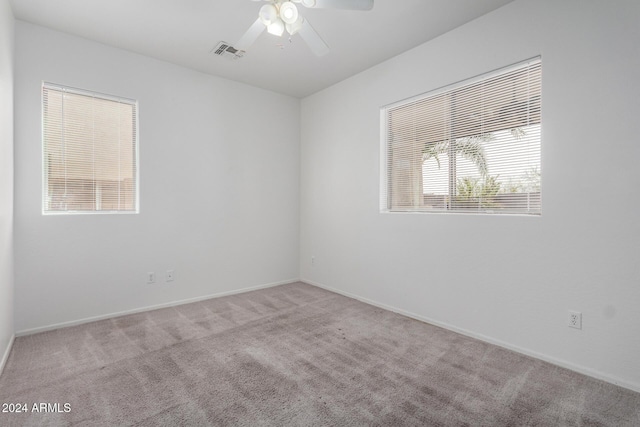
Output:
10,0,514,98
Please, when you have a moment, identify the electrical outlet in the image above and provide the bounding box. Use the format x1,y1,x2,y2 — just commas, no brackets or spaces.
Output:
147,272,156,284
166,270,175,282
568,310,582,329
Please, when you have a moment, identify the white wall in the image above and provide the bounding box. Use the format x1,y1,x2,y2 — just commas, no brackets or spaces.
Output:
14,22,300,333
0,0,14,372
300,0,640,392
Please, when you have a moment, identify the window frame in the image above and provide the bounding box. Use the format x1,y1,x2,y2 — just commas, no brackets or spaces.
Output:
380,57,542,216
41,82,140,215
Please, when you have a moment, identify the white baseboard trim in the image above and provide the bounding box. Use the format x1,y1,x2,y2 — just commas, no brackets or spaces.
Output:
303,278,640,395
16,278,300,337
0,334,15,377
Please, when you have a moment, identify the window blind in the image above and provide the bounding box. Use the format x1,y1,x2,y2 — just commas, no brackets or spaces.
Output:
382,58,542,215
42,83,138,213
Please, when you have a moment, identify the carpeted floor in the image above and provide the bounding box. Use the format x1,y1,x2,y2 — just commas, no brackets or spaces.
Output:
1,282,639,426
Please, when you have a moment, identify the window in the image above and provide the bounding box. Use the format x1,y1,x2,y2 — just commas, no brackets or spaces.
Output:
381,58,542,215
42,83,138,214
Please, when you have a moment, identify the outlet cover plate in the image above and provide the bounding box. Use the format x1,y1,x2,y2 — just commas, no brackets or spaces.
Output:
568,310,582,329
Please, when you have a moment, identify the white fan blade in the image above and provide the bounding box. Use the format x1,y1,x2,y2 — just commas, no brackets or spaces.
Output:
305,0,373,10
298,19,329,56
235,18,266,51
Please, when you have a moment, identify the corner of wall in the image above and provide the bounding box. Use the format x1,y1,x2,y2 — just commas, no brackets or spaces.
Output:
0,0,16,377
0,334,15,376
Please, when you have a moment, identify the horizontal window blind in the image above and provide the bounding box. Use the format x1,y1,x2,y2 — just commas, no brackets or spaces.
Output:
42,83,138,214
382,58,542,215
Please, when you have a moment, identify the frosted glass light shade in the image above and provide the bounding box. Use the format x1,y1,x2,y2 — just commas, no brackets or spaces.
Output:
259,4,278,25
280,2,299,25
286,16,304,35
267,17,285,36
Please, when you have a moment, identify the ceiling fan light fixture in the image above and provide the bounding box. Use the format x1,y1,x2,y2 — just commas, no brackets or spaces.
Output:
259,4,278,25
279,2,299,25
267,17,285,36
238,0,365,56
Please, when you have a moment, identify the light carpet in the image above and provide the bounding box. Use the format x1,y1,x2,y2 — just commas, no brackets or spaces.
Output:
1,282,639,426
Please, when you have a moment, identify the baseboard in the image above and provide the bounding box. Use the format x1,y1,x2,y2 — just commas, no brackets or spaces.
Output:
16,278,300,337
303,278,640,395
0,334,15,377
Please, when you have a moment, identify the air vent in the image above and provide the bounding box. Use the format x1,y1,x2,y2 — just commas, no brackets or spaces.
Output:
211,41,244,60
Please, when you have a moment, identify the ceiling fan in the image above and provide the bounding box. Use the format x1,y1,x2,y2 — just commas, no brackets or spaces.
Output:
235,0,374,56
